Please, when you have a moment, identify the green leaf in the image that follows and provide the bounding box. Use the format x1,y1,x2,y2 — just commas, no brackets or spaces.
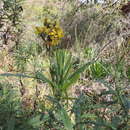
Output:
0,73,33,78
111,116,121,128
100,90,115,96
35,71,55,88
62,54,72,80
62,61,93,91
7,116,15,130
81,114,97,120
28,115,43,128
46,96,73,130
58,108,73,130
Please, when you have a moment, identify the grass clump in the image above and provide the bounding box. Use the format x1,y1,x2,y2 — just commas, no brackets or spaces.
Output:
0,0,130,130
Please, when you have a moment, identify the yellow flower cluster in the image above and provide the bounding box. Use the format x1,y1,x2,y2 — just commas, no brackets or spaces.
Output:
35,18,64,46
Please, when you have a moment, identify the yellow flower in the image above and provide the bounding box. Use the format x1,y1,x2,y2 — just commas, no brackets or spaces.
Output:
34,27,43,34
34,18,64,46
55,27,64,38
51,39,59,46
35,27,44,34
48,29,56,36
34,26,50,35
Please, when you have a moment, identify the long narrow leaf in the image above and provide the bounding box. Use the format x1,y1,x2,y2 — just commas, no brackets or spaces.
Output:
63,61,94,90
0,73,34,78
35,72,55,88
46,96,73,130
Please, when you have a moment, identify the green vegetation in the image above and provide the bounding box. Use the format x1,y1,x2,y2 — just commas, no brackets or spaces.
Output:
0,0,130,129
